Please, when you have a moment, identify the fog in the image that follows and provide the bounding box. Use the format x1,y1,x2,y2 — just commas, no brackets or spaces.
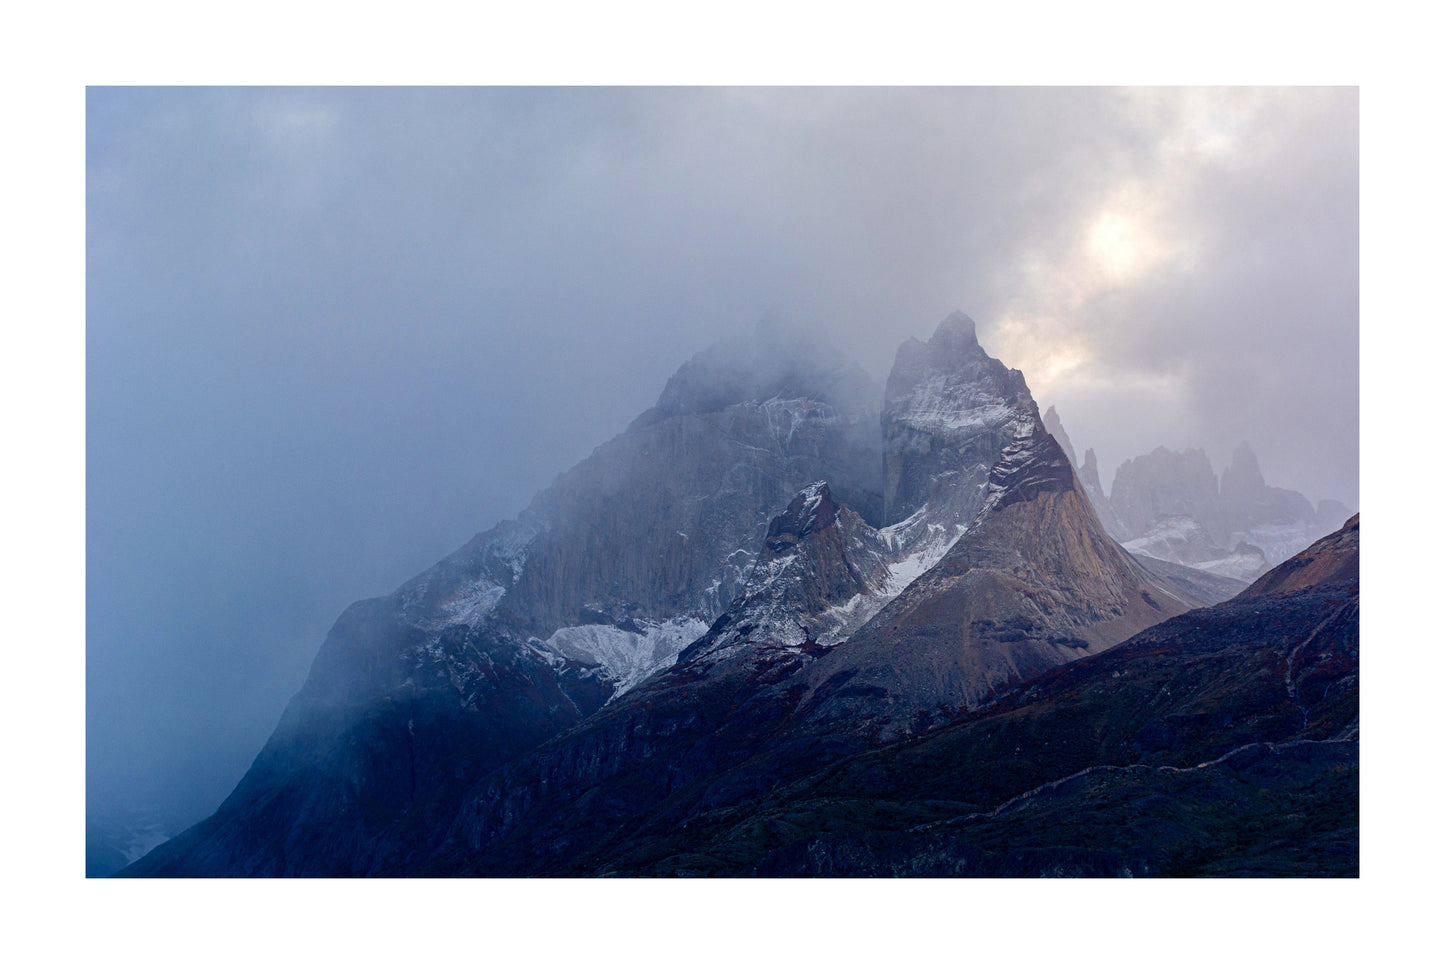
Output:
86,87,1357,833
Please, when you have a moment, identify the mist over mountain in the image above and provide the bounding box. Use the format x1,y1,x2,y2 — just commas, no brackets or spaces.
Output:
87,87,1358,879
113,309,1360,879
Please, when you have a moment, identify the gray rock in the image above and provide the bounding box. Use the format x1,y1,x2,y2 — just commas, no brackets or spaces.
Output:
1110,446,1224,543
882,311,1032,526
1041,404,1078,468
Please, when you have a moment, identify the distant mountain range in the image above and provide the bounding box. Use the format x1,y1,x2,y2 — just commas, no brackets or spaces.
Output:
120,313,1357,877
1044,407,1352,581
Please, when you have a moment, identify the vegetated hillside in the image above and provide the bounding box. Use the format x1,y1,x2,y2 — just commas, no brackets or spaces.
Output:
442,515,1358,876
606,518,1360,876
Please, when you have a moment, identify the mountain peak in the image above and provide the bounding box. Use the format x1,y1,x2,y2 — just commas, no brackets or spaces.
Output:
631,319,880,431
881,312,1032,524
1041,404,1079,468
801,401,1195,734
932,310,979,346
675,480,892,663
1221,441,1266,498
765,481,839,552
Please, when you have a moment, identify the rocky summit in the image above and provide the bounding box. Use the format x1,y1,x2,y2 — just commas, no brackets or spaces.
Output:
796,386,1201,738
122,311,1356,878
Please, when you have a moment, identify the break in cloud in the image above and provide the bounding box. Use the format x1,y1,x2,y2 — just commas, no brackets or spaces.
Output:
87,87,1357,831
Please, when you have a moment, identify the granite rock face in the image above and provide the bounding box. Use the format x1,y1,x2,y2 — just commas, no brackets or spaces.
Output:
1078,447,1128,539
678,481,894,664
1041,404,1078,468
882,312,1032,526
799,405,1198,737
1110,446,1226,542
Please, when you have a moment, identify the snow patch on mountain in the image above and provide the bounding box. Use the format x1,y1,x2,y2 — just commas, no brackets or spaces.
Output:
1193,548,1271,582
438,580,507,626
120,824,174,866
538,616,710,697
891,375,1019,435
797,480,827,525
1230,522,1327,567
1121,516,1216,565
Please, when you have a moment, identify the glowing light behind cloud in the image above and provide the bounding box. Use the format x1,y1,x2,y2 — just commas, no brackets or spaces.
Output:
87,87,1357,837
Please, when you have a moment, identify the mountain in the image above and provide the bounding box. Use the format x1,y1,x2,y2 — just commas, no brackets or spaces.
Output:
883,312,1031,527
123,319,887,877
1240,513,1358,597
123,311,1351,878
795,398,1200,738
735,514,1360,876
1066,431,1250,594
677,481,893,663
1128,553,1248,606
420,316,1207,874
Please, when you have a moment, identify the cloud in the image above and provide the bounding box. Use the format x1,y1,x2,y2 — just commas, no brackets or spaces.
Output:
86,87,1358,830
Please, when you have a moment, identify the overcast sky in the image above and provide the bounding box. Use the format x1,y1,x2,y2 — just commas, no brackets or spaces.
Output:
86,86,1358,829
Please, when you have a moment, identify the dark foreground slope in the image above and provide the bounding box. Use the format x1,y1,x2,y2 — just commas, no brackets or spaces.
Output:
445,515,1358,876
613,516,1361,876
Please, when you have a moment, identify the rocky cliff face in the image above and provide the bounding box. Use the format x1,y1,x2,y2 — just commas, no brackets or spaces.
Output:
798,403,1198,737
1041,404,1078,468
1220,442,1315,530
440,319,886,665
679,481,893,664
1082,438,1348,579
1110,446,1225,541
882,312,1032,527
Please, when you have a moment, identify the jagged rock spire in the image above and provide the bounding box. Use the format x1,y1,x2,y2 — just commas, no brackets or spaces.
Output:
1041,404,1078,469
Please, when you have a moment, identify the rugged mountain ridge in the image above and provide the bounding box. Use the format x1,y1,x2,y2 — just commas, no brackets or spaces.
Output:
883,312,1030,526
795,391,1198,737
678,481,893,664
416,318,1205,874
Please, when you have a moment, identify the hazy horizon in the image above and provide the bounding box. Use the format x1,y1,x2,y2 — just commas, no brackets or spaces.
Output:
87,86,1358,840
